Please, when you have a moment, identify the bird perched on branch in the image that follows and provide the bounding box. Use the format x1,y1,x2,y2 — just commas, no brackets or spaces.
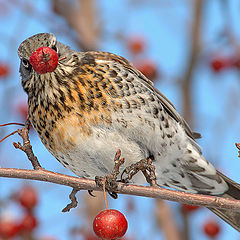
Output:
18,33,240,231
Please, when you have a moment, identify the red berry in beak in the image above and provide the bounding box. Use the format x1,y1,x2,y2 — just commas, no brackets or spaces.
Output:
29,46,58,74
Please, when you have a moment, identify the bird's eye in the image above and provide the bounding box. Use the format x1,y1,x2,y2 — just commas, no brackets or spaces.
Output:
52,45,58,52
22,59,32,70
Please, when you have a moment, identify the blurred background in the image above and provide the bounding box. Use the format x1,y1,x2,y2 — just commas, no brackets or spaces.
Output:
0,0,240,239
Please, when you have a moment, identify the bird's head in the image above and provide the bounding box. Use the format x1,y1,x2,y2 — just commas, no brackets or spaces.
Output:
17,33,75,94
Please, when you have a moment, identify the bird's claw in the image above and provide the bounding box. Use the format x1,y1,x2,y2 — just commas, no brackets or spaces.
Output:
121,158,157,186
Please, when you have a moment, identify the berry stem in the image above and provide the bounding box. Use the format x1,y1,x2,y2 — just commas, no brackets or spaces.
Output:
59,56,67,61
103,177,108,210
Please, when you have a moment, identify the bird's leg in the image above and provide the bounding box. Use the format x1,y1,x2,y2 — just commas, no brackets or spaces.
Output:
142,158,157,186
121,157,157,186
95,149,125,199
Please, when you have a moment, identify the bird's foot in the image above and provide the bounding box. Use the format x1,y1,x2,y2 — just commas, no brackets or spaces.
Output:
121,157,157,186
95,149,125,199
95,175,118,199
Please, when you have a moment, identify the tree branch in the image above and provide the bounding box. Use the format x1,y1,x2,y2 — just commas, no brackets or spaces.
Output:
181,0,203,125
2,119,240,216
1,167,240,211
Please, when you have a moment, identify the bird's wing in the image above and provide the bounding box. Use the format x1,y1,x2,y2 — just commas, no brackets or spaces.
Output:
87,51,201,150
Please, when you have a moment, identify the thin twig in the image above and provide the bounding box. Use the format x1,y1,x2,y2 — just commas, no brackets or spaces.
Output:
13,119,42,170
111,149,125,179
62,188,80,212
235,143,240,157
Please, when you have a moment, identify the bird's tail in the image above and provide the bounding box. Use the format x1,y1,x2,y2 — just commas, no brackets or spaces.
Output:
208,172,240,232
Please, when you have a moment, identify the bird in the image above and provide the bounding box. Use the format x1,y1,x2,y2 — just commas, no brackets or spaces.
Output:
17,33,240,231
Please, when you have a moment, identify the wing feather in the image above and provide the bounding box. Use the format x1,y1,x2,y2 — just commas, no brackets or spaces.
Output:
86,51,201,147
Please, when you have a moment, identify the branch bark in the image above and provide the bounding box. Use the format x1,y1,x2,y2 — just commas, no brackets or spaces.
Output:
1,167,240,211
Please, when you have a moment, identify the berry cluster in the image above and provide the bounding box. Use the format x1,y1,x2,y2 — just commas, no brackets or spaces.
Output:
0,185,38,239
210,55,240,73
181,204,220,238
127,35,159,81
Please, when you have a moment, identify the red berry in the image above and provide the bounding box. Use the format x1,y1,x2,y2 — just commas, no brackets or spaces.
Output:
210,57,230,73
181,204,200,213
93,209,128,240
0,63,10,78
18,185,38,210
29,46,58,74
135,60,158,81
0,219,19,238
19,214,38,233
203,220,220,238
128,36,145,55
